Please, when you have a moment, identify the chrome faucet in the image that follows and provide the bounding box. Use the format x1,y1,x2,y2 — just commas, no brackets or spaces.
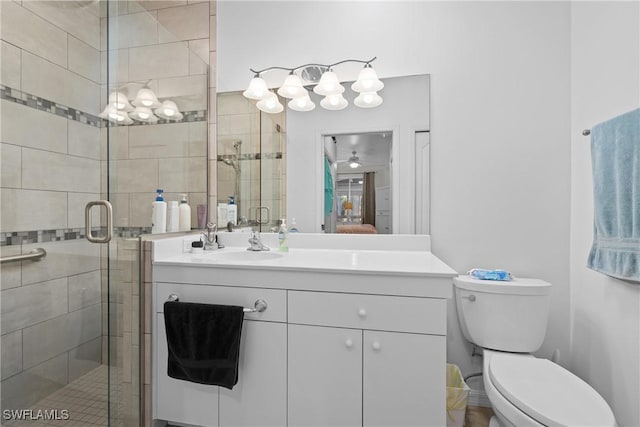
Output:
247,231,269,251
201,222,224,250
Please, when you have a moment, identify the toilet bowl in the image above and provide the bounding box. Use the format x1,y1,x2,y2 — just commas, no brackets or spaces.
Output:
454,275,616,427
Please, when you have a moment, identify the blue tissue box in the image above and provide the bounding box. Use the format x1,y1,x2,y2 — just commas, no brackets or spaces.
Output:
468,268,512,281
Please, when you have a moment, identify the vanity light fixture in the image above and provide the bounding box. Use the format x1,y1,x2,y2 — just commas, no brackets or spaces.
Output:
348,151,362,169
243,57,383,113
101,86,182,125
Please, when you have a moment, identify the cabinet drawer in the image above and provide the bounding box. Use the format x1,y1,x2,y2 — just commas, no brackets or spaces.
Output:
155,282,286,323
288,291,445,335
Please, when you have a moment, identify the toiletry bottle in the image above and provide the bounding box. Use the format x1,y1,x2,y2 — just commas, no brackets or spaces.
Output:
167,201,179,232
151,189,167,234
217,203,228,226
278,219,289,252
227,196,238,226
289,218,299,233
178,194,191,231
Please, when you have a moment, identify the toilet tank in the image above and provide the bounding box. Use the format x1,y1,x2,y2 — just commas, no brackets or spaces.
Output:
453,275,551,353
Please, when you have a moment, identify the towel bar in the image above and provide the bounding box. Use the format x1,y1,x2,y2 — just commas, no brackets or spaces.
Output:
166,294,268,313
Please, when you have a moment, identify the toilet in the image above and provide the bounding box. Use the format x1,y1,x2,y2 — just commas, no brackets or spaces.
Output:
454,275,617,427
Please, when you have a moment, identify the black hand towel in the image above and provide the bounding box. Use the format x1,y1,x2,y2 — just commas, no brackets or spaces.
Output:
164,301,244,389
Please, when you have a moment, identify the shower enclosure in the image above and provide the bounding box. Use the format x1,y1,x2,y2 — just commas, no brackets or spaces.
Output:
0,1,210,425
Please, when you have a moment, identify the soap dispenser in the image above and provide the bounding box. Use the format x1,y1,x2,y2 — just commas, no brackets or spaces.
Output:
227,196,238,226
178,194,191,231
151,189,167,234
288,218,299,233
278,219,289,252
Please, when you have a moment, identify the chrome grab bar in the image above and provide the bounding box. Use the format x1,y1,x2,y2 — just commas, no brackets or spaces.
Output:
166,294,268,313
0,248,47,264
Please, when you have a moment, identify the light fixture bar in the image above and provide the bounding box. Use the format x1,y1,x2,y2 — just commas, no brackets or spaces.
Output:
249,57,377,76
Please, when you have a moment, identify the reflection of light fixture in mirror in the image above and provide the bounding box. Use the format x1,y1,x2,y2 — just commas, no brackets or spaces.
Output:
354,91,383,108
256,91,284,114
132,88,161,108
244,57,383,113
130,106,158,123
288,93,315,112
155,100,183,121
320,93,348,111
108,91,133,112
99,104,133,124
243,74,269,100
348,151,361,168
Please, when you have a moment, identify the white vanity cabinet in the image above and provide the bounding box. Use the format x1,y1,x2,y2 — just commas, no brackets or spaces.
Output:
287,290,447,427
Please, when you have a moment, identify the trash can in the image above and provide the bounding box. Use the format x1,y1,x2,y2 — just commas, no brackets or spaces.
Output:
446,363,471,427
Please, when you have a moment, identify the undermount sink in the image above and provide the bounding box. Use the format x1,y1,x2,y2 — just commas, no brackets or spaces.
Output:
206,250,284,262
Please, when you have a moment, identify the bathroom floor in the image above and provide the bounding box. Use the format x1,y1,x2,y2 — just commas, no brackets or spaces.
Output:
4,365,119,427
465,405,495,427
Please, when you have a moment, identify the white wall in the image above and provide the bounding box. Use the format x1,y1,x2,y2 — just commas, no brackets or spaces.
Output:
218,0,571,388
570,3,640,426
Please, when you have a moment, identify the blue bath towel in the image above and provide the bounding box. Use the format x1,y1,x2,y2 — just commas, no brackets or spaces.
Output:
587,108,640,282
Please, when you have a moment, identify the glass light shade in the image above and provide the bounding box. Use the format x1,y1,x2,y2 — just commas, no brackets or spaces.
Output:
108,91,133,112
348,151,361,168
129,106,158,123
349,161,361,168
313,71,345,96
132,88,161,108
320,93,348,111
154,100,183,120
277,74,307,99
351,66,384,93
99,104,132,124
354,91,383,108
288,93,315,112
256,91,284,114
243,76,269,100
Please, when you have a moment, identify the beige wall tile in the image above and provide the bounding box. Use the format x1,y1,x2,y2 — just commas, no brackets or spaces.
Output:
209,14,216,51
67,192,100,229
157,74,207,111
101,125,130,160
129,42,189,81
68,270,101,312
1,143,21,188
22,304,101,369
159,157,206,193
68,35,101,83
69,121,101,160
128,123,189,159
209,0,216,15
157,2,209,43
1,331,22,380
114,10,159,49
22,51,101,115
189,39,209,75
22,0,100,50
1,41,21,89
68,336,101,382
0,247,22,290
208,123,217,160
209,51,216,88
102,48,130,85
111,193,131,227
0,353,67,410
0,1,67,68
188,122,207,157
22,148,101,193
1,278,68,334
21,240,100,285
1,100,68,154
111,159,159,193
0,189,67,232
138,1,187,11
128,192,154,227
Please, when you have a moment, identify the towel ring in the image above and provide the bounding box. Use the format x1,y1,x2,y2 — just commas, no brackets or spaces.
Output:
166,294,267,313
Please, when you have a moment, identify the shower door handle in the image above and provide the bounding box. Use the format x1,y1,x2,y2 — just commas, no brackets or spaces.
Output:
85,200,113,243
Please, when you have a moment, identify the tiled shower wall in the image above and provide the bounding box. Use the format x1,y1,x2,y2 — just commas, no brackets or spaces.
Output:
0,0,103,410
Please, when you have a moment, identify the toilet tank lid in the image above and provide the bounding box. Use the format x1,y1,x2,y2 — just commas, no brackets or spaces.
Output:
453,275,551,295
489,355,616,427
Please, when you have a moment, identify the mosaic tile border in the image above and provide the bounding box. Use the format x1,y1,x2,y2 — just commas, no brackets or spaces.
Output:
1,227,152,246
0,85,206,128
217,152,283,162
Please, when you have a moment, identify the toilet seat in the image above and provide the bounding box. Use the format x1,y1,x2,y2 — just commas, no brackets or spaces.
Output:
489,354,616,427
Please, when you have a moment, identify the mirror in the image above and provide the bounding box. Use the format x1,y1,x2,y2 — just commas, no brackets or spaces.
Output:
217,74,429,234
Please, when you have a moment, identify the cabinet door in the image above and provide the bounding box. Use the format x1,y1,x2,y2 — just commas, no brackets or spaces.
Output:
363,331,446,427
155,315,219,426
219,320,287,427
288,324,362,427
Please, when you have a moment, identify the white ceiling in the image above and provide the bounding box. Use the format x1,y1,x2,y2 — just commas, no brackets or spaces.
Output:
332,132,392,173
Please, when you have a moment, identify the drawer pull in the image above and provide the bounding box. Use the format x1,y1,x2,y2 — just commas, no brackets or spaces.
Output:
345,338,354,349
358,308,367,318
462,294,476,302
167,294,268,313
372,341,381,351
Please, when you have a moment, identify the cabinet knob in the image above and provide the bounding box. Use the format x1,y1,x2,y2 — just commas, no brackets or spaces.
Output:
345,338,354,349
358,308,367,318
372,341,381,351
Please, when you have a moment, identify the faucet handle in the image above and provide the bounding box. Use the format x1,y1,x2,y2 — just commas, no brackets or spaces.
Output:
206,222,217,232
